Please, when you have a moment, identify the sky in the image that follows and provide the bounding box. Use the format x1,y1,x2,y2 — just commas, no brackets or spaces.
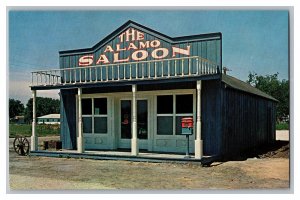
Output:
8,9,289,104
2,3,299,199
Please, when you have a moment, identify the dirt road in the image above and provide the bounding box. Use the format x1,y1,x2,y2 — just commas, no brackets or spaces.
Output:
8,137,289,190
9,156,289,190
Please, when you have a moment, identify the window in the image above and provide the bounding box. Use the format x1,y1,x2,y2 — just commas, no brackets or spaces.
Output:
157,94,193,135
157,95,173,114
82,99,92,115
83,117,92,133
93,98,108,134
175,94,193,135
94,98,107,115
94,117,107,133
176,94,193,114
121,100,131,139
82,98,108,134
157,95,173,135
157,116,173,135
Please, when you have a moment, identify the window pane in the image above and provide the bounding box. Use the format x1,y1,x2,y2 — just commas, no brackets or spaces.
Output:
121,100,131,139
157,95,173,114
138,100,147,139
175,116,193,135
157,116,173,135
83,117,92,133
82,99,92,115
94,98,107,115
94,117,107,133
176,94,193,114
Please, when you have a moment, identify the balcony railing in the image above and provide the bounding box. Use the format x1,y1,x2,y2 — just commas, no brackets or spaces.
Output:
31,56,220,87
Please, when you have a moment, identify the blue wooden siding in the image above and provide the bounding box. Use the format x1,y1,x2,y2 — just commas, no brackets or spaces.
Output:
60,89,77,149
220,85,276,156
59,38,221,67
201,80,222,155
59,25,221,83
199,79,276,157
58,79,276,156
57,21,276,157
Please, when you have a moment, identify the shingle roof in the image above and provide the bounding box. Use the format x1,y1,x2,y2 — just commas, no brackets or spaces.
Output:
221,74,278,102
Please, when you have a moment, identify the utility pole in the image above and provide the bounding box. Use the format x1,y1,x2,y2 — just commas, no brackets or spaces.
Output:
223,67,232,75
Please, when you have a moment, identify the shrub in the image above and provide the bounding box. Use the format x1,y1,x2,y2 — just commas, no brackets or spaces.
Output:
276,122,289,130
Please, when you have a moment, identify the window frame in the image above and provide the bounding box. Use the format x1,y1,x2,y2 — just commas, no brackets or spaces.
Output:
175,94,194,135
156,95,174,135
82,97,108,134
156,93,194,136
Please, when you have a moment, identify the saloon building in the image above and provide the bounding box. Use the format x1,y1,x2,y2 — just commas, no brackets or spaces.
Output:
30,21,277,160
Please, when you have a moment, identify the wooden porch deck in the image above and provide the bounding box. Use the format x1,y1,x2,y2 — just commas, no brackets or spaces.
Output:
29,149,217,165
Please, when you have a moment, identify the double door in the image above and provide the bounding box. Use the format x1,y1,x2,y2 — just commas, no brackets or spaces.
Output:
119,99,149,149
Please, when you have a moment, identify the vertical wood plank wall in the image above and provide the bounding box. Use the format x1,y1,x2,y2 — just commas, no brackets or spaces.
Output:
58,80,276,156
57,24,277,157
60,89,77,149
59,28,221,82
201,80,223,156
220,85,276,156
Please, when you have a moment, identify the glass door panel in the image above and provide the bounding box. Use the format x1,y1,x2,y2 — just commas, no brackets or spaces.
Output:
137,100,147,140
120,99,148,140
121,100,131,139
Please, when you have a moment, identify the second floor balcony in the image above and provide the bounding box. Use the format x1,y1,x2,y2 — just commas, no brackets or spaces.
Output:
31,56,220,88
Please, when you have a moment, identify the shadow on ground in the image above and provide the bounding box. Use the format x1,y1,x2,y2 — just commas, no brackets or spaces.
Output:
201,141,289,167
223,141,289,161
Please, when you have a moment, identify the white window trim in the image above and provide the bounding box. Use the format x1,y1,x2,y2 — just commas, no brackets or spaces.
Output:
156,94,194,136
82,97,108,134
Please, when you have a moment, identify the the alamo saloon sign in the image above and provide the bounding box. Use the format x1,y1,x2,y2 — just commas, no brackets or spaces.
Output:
78,28,191,66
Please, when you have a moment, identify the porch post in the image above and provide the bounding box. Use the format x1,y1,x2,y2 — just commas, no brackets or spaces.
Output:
31,90,38,151
77,88,84,153
195,80,203,159
131,84,139,156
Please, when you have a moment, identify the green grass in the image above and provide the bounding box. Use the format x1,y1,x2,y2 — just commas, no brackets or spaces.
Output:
9,124,60,138
9,122,289,137
276,122,289,130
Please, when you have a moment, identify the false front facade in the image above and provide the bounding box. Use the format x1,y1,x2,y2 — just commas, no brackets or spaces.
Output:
30,20,276,159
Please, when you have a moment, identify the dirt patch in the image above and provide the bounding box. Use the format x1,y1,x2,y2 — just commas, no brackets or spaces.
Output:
242,158,289,181
249,141,290,159
9,156,289,190
9,153,289,190
220,141,290,161
258,142,289,159
8,137,290,190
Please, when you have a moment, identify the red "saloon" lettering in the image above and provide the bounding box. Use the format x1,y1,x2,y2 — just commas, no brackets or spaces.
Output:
78,28,191,66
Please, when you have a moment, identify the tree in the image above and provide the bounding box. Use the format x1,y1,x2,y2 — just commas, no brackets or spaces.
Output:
24,97,60,123
247,72,289,122
9,98,24,118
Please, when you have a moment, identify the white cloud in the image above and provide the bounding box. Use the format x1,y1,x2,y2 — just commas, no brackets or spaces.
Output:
9,79,59,105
